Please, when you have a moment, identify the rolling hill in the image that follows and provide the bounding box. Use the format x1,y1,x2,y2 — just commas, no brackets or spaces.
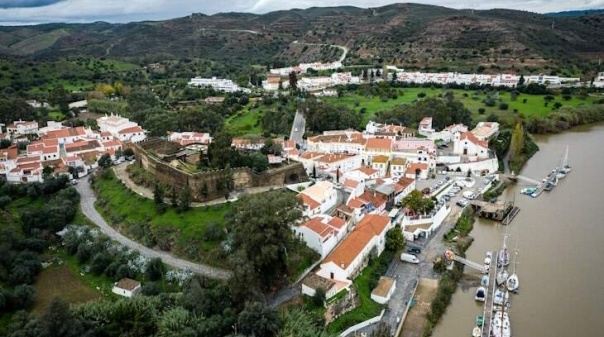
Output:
0,3,603,77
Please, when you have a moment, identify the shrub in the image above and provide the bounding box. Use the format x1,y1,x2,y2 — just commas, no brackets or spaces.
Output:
478,108,486,114
499,102,509,110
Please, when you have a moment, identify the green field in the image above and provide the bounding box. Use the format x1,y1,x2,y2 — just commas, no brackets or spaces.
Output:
226,106,264,136
93,171,230,254
325,88,598,126
32,265,101,314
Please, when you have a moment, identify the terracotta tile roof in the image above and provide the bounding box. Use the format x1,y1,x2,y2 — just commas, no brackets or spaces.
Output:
323,215,390,269
283,140,296,149
343,179,359,189
406,163,428,175
372,155,389,163
357,166,379,177
365,138,392,150
118,126,143,135
359,191,386,208
299,194,320,210
398,177,415,189
460,132,488,148
420,117,432,125
65,139,101,152
347,198,366,209
299,151,323,160
391,157,406,166
307,133,365,145
317,153,356,164
328,217,346,229
114,278,140,291
17,156,41,164
102,139,122,148
301,218,334,239
45,127,86,139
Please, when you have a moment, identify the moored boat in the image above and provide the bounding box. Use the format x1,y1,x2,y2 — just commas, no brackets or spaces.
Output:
521,187,537,195
481,275,489,287
491,310,511,337
493,289,509,306
475,286,486,302
496,268,509,286
472,326,481,337
484,251,493,265
506,273,519,292
476,315,484,327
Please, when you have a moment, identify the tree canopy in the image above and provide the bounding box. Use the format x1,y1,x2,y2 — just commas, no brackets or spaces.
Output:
375,96,472,130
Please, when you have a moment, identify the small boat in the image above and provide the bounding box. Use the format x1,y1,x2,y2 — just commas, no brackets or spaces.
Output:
498,248,509,268
521,187,537,195
496,268,509,286
472,326,481,337
506,273,519,292
556,170,566,179
475,286,486,302
484,251,493,265
476,315,484,326
481,275,489,287
491,310,511,337
493,289,509,306
562,145,572,173
507,248,520,292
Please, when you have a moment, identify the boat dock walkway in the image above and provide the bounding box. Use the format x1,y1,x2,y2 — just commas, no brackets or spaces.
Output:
481,251,498,337
502,207,520,226
452,255,487,273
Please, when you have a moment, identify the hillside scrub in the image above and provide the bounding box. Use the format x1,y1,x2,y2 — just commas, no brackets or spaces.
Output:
525,103,604,134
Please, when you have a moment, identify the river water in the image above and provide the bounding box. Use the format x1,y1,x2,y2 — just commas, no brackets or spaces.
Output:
432,122,604,337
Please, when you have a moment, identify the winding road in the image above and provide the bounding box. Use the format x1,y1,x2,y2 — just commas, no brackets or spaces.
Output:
291,41,349,63
75,177,232,280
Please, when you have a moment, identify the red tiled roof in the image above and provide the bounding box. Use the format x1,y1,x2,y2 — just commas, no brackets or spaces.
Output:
365,138,392,150
357,166,379,177
328,217,346,229
323,215,390,269
343,179,359,189
118,126,143,135
299,194,320,210
45,127,86,139
460,132,488,148
301,218,333,238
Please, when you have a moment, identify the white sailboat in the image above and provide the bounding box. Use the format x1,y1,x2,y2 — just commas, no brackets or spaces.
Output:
561,145,572,173
496,268,509,286
472,326,481,337
491,310,512,337
507,249,520,292
497,236,510,268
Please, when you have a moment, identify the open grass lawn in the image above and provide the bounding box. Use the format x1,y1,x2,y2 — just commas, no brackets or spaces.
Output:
326,88,597,127
226,106,264,136
48,111,67,121
94,172,230,251
32,265,101,314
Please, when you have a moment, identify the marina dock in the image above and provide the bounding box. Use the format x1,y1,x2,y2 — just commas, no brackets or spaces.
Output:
480,251,498,337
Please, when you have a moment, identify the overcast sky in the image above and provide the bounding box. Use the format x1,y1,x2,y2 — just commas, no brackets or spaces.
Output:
1,0,602,25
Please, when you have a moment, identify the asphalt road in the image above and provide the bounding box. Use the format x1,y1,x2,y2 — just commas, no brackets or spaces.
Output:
75,177,232,280
290,109,306,145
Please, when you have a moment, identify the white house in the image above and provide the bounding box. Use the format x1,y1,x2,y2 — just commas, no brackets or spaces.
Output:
418,117,434,137
316,214,393,283
471,122,499,141
371,276,396,304
294,215,347,258
405,162,429,180
306,132,365,155
394,177,416,205
112,278,141,297
371,155,389,177
364,138,392,163
453,132,490,159
594,72,604,88
7,157,43,183
390,157,407,177
188,77,251,93
26,139,60,162
97,114,146,143
298,181,338,217
315,153,362,176
6,121,39,136
343,166,380,183
168,131,212,146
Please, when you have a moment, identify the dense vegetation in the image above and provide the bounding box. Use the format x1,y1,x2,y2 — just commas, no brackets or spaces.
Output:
0,176,79,329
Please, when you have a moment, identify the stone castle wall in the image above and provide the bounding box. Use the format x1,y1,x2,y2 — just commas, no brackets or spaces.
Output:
128,139,308,202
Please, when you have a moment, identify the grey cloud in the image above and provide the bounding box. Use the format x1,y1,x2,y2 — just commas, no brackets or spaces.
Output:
0,0,66,8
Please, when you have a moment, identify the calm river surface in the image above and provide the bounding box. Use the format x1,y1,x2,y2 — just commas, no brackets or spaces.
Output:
432,122,604,337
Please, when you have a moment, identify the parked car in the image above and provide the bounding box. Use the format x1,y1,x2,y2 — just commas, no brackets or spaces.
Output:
442,195,451,201
456,199,469,207
437,180,444,186
447,192,456,198
401,253,420,264
407,246,422,254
